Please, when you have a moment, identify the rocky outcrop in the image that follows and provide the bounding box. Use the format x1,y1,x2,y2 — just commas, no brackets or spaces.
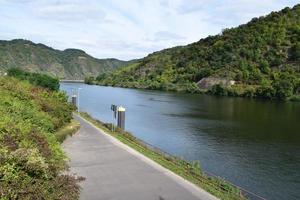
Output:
197,77,235,90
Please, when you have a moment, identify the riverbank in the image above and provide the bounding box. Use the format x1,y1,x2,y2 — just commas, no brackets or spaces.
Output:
79,112,247,200
86,80,300,102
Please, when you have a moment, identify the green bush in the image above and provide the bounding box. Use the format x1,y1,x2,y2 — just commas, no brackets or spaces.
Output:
289,95,300,101
0,77,80,200
210,84,228,96
7,68,60,91
272,79,294,100
256,85,276,99
290,42,300,61
84,76,95,85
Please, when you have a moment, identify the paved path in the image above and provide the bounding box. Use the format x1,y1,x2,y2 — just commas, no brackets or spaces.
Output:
63,115,219,200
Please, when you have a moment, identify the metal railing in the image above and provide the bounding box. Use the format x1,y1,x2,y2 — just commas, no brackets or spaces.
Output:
127,134,267,200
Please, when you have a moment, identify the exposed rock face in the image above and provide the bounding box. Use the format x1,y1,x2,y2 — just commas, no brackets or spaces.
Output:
197,77,235,90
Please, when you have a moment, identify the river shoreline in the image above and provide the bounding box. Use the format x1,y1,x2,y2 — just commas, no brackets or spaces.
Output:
85,81,300,102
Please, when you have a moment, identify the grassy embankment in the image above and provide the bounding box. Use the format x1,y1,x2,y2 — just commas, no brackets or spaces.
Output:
79,112,248,200
0,70,81,200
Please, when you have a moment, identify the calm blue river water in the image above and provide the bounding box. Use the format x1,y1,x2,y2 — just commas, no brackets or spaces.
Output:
61,82,300,200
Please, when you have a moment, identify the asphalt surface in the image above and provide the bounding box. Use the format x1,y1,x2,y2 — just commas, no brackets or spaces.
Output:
63,115,219,200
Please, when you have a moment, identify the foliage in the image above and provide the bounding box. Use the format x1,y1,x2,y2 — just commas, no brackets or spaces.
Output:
84,76,95,85
93,4,300,101
0,77,81,200
210,84,228,96
290,42,300,61
80,112,247,200
7,68,60,91
0,39,131,79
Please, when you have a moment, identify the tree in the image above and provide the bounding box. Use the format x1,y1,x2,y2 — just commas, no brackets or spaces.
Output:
259,60,271,74
290,43,300,61
256,86,275,99
272,79,294,99
211,84,228,96
84,76,95,85
96,73,107,81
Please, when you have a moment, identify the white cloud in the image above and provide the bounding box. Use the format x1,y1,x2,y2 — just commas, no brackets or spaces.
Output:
36,1,106,21
0,0,298,60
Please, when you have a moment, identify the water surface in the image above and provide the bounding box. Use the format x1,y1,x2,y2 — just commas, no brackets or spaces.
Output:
61,83,300,200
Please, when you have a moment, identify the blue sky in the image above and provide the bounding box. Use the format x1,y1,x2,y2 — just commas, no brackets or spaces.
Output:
0,0,298,60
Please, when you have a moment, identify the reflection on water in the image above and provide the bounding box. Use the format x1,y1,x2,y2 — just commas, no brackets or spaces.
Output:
61,83,300,200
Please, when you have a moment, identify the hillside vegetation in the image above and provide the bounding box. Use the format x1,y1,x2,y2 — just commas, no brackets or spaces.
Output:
0,39,130,79
95,4,300,100
7,68,60,91
0,74,81,199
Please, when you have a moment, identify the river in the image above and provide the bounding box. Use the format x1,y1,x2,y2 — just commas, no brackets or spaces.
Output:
60,82,300,200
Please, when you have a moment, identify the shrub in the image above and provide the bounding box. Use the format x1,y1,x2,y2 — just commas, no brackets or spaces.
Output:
7,68,60,91
210,84,228,96
256,86,276,99
271,72,298,100
0,76,80,200
290,42,300,61
84,76,95,84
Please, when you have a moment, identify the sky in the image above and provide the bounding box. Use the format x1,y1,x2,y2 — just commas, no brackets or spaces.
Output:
0,0,298,60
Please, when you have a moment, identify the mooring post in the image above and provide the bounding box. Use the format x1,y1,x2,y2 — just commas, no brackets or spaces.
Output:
117,106,125,130
111,104,118,131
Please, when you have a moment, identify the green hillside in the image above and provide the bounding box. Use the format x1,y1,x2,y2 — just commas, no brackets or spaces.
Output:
0,39,130,79
0,74,81,199
95,4,300,100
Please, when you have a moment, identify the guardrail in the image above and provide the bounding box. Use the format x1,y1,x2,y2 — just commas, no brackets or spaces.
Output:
203,171,267,200
132,135,267,200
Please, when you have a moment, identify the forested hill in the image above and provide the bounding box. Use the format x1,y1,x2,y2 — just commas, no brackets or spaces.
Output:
96,4,300,100
0,39,130,79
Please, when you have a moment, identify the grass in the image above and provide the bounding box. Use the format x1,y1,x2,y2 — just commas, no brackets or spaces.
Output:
79,112,248,200
55,119,80,143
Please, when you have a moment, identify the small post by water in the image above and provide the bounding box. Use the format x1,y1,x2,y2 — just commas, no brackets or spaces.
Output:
117,106,125,130
111,104,118,131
